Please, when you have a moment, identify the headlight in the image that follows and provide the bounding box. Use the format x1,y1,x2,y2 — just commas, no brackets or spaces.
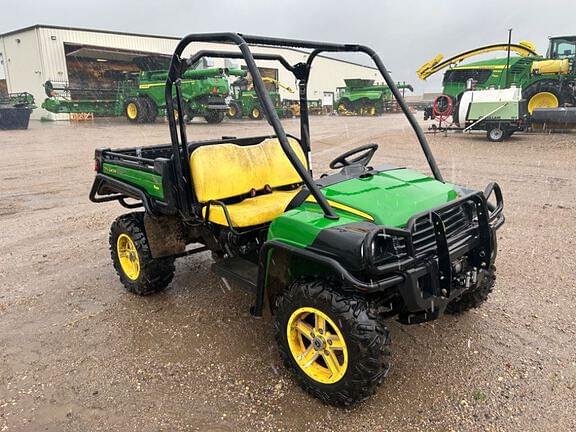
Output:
369,233,407,265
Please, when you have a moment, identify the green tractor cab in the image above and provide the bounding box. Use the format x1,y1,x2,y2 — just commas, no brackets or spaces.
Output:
90,33,505,406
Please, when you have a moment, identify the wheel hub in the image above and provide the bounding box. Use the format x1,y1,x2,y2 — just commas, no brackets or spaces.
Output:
312,336,325,351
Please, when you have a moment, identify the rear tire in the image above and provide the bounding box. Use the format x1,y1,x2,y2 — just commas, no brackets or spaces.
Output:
109,212,175,295
446,265,496,314
274,279,390,406
249,105,264,120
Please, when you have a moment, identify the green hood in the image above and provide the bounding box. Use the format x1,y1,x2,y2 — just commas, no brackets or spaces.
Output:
321,168,457,227
268,168,458,248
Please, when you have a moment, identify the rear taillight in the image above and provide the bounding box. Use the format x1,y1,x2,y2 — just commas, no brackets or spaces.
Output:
94,159,101,171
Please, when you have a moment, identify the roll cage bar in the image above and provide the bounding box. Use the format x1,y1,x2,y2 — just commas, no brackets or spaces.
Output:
165,33,444,222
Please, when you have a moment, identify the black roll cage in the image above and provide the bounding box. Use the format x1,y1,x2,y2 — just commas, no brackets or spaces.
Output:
164,33,444,222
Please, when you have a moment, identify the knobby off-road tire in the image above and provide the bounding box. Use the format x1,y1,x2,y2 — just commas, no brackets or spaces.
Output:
446,265,496,314
274,279,391,406
109,212,175,295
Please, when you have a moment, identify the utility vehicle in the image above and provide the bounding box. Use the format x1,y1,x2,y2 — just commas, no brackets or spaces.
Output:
90,33,505,406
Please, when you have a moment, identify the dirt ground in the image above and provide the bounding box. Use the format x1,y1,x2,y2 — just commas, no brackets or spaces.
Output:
0,115,575,431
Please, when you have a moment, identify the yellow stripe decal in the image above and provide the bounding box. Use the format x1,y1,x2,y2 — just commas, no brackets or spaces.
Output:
139,79,198,89
305,196,374,221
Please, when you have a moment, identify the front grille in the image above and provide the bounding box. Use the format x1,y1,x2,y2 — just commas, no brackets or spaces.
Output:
411,202,476,256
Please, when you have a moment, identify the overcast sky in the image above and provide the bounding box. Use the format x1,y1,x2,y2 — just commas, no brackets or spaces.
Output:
1,0,575,93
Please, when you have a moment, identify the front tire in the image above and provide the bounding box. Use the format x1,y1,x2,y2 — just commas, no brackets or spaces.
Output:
274,280,390,406
124,98,149,123
226,101,242,119
109,212,175,295
205,110,225,124
523,81,563,114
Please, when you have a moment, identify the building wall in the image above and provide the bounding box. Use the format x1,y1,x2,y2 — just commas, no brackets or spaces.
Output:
0,26,379,119
0,27,46,114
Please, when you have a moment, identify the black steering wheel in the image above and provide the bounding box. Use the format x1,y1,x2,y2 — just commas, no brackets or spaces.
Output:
329,143,379,169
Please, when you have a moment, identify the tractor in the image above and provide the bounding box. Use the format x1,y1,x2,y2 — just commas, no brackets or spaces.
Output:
335,79,414,115
90,33,505,407
227,76,294,119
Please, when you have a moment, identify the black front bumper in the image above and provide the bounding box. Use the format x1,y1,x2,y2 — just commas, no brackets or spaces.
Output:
366,184,504,321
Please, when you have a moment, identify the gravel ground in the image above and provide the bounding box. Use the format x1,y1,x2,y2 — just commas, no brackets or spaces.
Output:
0,115,575,431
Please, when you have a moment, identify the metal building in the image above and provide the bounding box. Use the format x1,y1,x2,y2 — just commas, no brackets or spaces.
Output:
0,25,381,120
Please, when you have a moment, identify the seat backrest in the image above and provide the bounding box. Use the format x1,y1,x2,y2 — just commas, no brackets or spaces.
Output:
189,137,307,203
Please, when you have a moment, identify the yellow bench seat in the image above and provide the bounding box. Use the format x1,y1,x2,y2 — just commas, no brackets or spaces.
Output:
190,137,307,228
202,189,301,227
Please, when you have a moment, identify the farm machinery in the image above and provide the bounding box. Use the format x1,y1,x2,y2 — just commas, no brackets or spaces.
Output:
227,76,294,119
90,32,505,406
335,79,414,115
42,67,246,123
0,92,36,129
418,36,576,125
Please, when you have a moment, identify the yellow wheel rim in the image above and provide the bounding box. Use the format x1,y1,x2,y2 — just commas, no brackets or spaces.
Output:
287,307,348,384
528,92,559,114
370,106,377,116
228,106,237,117
117,234,140,280
252,107,260,118
126,103,138,120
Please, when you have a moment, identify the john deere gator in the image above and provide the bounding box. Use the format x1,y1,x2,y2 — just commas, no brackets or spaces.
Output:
90,33,505,407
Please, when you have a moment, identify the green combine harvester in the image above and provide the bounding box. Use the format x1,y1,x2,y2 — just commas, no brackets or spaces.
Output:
418,36,576,120
335,79,414,115
42,67,246,123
